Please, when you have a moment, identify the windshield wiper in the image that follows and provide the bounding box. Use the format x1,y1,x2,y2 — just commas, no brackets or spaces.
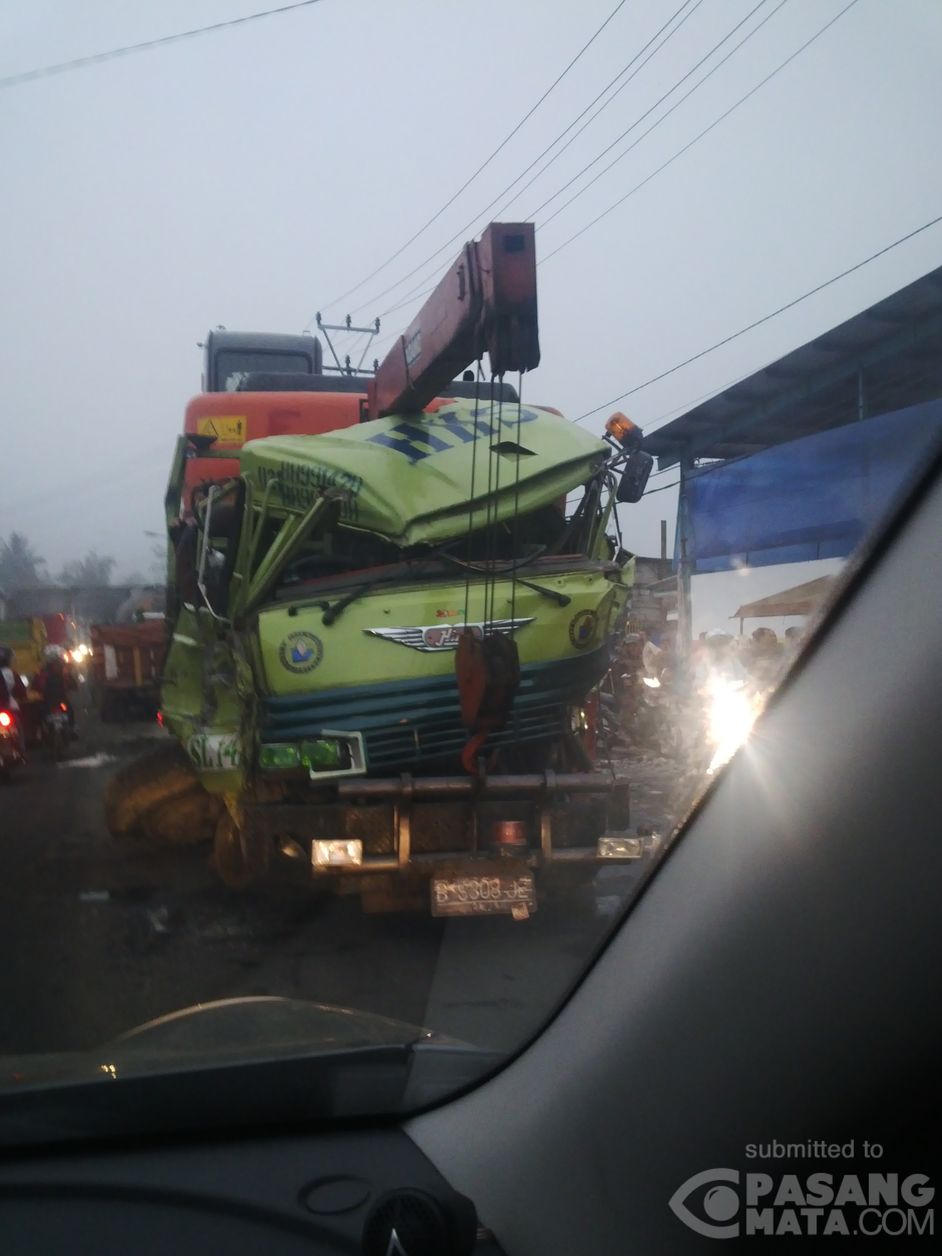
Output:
286,570,421,625
431,546,571,607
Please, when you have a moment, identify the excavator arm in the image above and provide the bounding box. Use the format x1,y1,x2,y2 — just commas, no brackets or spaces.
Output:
367,222,540,421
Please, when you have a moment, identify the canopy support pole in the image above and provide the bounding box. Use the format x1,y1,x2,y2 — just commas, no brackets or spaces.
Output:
676,455,694,660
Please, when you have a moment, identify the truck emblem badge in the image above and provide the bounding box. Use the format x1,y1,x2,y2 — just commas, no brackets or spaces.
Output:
279,631,324,673
568,609,597,649
365,618,534,652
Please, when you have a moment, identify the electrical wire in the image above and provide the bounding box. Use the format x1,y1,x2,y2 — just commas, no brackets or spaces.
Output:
528,0,774,225
343,0,702,320
543,0,860,265
537,0,789,231
492,0,706,220
0,0,327,89
575,211,942,423
315,0,631,318
357,0,853,341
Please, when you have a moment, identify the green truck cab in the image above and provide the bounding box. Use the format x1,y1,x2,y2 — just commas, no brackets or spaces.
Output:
157,395,642,915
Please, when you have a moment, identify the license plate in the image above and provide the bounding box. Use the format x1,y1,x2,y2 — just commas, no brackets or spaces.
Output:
431,873,536,918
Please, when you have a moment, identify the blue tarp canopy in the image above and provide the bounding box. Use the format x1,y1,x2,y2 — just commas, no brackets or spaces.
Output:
683,399,942,573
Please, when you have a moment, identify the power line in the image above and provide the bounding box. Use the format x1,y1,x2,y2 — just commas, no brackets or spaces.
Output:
528,0,774,225
641,476,682,495
359,0,804,333
0,0,327,89
492,0,706,220
344,0,702,320
314,0,632,319
576,211,942,423
537,0,789,231
365,0,840,349
544,0,860,265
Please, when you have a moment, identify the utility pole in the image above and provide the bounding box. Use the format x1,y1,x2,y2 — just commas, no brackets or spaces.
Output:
676,457,694,660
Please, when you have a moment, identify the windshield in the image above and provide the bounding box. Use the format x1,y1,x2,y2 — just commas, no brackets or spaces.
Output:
0,0,940,1146
216,349,316,391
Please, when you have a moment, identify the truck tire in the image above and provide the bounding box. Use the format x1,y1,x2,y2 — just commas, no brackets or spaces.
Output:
104,744,206,839
213,811,271,891
140,789,223,847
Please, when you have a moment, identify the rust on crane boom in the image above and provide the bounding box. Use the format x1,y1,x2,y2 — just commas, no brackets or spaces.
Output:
367,222,540,421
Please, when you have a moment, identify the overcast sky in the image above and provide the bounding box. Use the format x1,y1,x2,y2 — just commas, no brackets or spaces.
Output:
1,0,940,619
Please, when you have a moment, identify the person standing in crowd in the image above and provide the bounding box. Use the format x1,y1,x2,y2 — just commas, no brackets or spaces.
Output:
747,627,784,689
641,630,664,680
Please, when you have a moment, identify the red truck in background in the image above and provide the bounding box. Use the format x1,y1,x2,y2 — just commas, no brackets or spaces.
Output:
90,620,166,722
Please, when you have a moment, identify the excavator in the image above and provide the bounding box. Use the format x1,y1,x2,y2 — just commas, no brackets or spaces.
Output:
105,223,654,917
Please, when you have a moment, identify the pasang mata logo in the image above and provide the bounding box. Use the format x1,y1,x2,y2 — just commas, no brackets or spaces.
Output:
669,1157,935,1239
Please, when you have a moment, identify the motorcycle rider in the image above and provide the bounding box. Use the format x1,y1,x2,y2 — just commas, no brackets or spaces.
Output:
694,628,748,687
34,645,77,736
0,644,28,755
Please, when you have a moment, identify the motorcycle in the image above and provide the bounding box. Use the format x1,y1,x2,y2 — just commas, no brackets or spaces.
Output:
0,709,26,780
636,673,678,758
42,702,71,761
675,670,765,780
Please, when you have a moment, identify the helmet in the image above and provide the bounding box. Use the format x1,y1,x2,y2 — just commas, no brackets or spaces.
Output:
704,628,733,648
43,644,64,662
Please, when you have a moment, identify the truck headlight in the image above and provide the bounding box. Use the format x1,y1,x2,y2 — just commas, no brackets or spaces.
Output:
302,738,349,772
312,839,363,869
259,743,301,770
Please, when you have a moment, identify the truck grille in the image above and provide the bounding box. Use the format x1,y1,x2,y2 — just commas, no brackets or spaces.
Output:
261,649,606,772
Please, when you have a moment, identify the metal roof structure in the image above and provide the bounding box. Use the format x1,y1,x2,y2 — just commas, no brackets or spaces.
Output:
730,576,835,621
644,264,942,470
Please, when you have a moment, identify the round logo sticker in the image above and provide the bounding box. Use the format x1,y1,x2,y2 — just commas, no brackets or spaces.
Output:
278,631,323,674
568,609,598,650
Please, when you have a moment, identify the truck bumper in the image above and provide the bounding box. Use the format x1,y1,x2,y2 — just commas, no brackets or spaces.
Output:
244,769,645,877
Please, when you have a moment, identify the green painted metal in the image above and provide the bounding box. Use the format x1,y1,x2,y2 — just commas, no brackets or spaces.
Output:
160,401,632,809
238,401,608,545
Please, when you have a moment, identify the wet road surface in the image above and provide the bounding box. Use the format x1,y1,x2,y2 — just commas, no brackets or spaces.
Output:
0,703,678,1062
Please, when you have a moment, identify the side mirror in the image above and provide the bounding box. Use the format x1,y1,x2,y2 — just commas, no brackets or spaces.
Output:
616,450,654,503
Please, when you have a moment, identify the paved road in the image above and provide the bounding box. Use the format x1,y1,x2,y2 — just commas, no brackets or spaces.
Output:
0,705,677,1063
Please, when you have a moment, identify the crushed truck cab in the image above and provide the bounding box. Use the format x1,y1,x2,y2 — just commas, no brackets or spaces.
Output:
160,398,640,914
136,223,656,915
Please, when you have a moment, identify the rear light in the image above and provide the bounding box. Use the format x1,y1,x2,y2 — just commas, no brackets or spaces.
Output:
0,711,12,728
489,820,528,852
59,702,68,712
156,710,164,727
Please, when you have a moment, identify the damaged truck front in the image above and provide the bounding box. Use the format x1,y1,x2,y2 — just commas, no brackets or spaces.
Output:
154,396,641,916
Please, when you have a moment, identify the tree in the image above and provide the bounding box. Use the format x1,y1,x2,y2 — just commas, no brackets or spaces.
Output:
0,532,46,589
57,550,116,587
